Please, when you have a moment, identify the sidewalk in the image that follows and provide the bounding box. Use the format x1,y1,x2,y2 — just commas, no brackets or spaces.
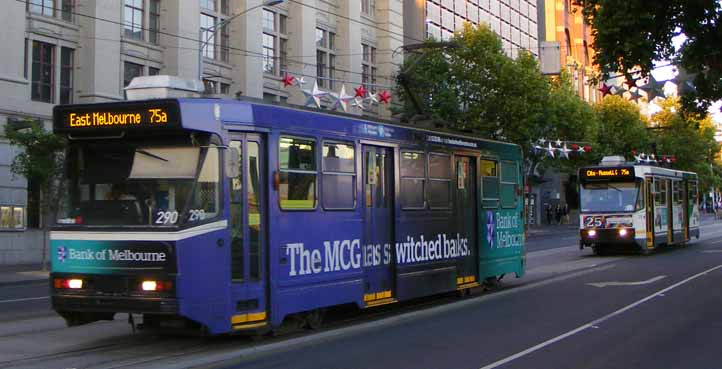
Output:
0,264,49,286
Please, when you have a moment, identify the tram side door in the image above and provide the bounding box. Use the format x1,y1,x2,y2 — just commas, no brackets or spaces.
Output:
362,145,395,302
454,156,478,284
683,181,690,241
645,177,654,249
667,179,674,244
229,133,268,328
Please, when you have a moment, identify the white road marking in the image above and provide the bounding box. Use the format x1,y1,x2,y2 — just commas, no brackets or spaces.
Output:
587,275,667,288
0,296,49,304
701,249,722,253
479,263,722,369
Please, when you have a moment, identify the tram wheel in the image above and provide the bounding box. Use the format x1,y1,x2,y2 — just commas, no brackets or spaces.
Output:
305,309,324,330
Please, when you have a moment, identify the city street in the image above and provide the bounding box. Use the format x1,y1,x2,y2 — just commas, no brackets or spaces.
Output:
0,220,721,368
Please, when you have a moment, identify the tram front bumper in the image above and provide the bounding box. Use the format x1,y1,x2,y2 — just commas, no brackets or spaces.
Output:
580,228,636,246
52,294,178,314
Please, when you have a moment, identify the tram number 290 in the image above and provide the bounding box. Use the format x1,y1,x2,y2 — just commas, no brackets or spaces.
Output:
584,216,604,228
154,209,206,224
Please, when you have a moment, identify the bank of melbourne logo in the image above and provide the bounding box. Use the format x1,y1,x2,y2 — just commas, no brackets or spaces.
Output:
57,246,67,263
486,211,495,247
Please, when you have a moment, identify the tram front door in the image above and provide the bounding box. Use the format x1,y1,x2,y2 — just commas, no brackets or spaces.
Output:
228,133,268,329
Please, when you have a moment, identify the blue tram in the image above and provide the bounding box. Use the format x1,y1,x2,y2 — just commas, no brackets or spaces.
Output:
50,95,525,334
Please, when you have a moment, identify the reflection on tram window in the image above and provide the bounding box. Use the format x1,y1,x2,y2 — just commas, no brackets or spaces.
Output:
580,182,640,213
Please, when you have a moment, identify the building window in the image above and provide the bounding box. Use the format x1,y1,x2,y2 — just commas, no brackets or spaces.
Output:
263,33,276,74
203,79,216,94
123,61,143,89
124,0,144,40
220,82,230,95
60,47,73,104
148,66,160,75
201,4,229,63
200,13,216,59
362,43,377,93
31,41,54,103
0,205,25,231
316,28,336,89
200,0,215,11
262,10,288,76
361,0,374,15
263,9,275,31
280,38,288,74
220,0,229,15
149,0,160,44
28,0,54,17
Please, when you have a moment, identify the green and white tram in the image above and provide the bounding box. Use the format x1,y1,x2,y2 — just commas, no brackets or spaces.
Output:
579,156,700,255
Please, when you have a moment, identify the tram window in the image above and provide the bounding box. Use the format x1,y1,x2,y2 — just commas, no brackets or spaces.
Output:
481,159,499,208
191,145,221,220
428,153,451,209
689,181,698,204
279,136,317,210
322,142,355,210
654,180,667,207
401,151,425,209
500,161,518,208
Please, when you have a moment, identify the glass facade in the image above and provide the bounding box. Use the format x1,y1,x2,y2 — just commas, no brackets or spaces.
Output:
424,0,538,57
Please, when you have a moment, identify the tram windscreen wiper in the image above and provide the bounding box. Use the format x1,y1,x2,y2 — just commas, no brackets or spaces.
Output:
136,149,169,162
607,184,623,192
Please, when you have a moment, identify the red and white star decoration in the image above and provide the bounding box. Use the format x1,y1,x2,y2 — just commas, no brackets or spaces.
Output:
280,73,391,112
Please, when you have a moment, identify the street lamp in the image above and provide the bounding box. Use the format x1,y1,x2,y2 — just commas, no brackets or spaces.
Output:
198,0,286,82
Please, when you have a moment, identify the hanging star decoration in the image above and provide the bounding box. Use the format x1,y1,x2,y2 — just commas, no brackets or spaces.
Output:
546,142,556,158
328,84,355,113
366,91,380,106
559,143,572,159
638,75,666,101
624,77,638,90
538,138,547,145
378,90,392,104
295,76,307,88
612,85,628,97
628,88,643,102
351,97,367,110
598,83,612,97
354,85,367,99
302,81,327,109
672,66,697,95
577,145,586,154
555,139,563,147
281,73,295,87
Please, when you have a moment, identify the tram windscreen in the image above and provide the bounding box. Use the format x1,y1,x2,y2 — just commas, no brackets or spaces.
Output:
56,143,220,227
580,182,640,213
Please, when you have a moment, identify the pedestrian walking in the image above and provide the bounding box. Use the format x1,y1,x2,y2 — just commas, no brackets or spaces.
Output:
545,204,552,225
563,203,570,225
555,204,562,225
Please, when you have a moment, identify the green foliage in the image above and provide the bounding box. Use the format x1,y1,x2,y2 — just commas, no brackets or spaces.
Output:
593,95,650,158
395,24,550,153
649,98,722,191
4,119,66,213
582,0,722,114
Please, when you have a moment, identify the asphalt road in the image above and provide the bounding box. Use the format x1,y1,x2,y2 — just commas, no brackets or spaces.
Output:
1,220,721,369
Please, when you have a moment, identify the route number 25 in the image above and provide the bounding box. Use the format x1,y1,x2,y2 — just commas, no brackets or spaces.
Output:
585,216,603,228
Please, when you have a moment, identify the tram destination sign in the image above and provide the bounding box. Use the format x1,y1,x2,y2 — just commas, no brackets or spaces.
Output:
53,100,181,133
581,166,635,181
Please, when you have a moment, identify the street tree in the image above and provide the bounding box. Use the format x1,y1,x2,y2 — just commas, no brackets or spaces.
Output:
395,23,550,153
582,0,722,114
650,97,722,192
4,120,66,269
593,95,651,158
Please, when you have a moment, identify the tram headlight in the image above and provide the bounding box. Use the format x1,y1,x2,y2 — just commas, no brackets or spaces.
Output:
587,229,597,237
619,228,629,237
